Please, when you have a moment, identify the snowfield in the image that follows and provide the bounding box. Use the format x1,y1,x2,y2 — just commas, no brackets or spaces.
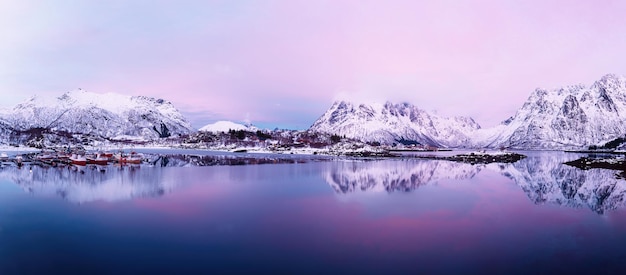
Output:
199,120,253,133
0,89,193,140
309,100,481,148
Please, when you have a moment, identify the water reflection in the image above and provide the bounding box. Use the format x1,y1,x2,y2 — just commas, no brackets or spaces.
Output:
145,154,316,167
324,152,626,214
325,159,482,193
4,151,626,214
498,152,626,214
0,163,175,204
0,152,329,204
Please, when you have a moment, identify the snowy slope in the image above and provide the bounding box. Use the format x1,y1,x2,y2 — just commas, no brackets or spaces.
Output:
0,89,193,139
476,74,626,149
310,100,481,147
199,120,251,132
0,117,12,144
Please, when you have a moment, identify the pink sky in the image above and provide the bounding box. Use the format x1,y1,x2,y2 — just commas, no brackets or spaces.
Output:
1,0,626,129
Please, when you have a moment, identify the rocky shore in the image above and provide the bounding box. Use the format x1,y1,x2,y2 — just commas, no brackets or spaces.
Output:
414,152,527,164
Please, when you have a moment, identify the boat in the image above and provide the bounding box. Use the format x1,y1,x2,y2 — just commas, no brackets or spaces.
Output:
35,150,57,162
56,151,71,162
87,153,109,165
115,151,143,164
0,152,8,161
15,155,23,166
69,153,87,166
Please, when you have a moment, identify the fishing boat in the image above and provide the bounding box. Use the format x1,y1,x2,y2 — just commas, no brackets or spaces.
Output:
69,153,87,166
115,151,143,164
56,151,71,162
102,151,114,158
87,153,109,165
0,152,8,161
35,150,57,163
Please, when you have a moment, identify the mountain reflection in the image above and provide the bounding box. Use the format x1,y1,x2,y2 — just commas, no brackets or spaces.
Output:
496,153,626,214
325,152,626,214
0,153,325,203
325,160,482,193
4,152,626,213
0,164,175,204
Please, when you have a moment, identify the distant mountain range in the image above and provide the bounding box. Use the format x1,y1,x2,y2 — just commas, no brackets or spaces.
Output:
311,74,626,149
2,74,626,149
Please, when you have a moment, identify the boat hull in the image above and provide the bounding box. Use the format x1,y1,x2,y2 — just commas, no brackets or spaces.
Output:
87,159,108,165
71,160,87,166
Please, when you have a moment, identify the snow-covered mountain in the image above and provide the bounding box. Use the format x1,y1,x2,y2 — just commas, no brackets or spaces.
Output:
0,118,12,144
311,74,626,149
310,100,481,147
476,74,626,149
0,89,193,140
199,120,254,133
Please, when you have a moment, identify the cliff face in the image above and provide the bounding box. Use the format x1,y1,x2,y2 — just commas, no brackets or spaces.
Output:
477,74,626,149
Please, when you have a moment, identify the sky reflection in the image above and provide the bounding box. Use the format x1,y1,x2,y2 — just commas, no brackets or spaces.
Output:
2,155,626,273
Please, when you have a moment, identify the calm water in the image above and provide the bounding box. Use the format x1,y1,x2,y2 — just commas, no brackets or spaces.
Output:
1,150,626,274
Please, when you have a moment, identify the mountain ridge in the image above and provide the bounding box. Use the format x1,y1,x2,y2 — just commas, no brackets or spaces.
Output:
309,100,481,147
310,74,626,149
0,89,193,141
2,74,626,150
476,74,626,149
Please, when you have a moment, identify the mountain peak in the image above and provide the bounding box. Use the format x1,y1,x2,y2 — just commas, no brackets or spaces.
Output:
593,74,626,92
478,74,626,149
310,100,480,147
3,90,193,140
599,73,623,82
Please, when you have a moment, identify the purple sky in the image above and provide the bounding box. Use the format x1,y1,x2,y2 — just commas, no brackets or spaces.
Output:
1,0,626,129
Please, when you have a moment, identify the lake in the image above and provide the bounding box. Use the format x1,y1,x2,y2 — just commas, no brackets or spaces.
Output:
1,150,626,274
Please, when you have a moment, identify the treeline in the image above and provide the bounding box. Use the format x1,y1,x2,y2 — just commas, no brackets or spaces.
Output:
183,129,364,149
588,136,626,150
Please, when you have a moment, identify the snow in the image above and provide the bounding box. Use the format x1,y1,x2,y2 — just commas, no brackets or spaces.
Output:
111,135,149,142
0,89,193,140
473,74,626,149
311,74,626,150
199,120,250,132
3,75,626,151
309,100,481,147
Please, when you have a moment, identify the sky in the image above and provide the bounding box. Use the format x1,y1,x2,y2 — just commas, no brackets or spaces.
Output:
1,0,626,130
